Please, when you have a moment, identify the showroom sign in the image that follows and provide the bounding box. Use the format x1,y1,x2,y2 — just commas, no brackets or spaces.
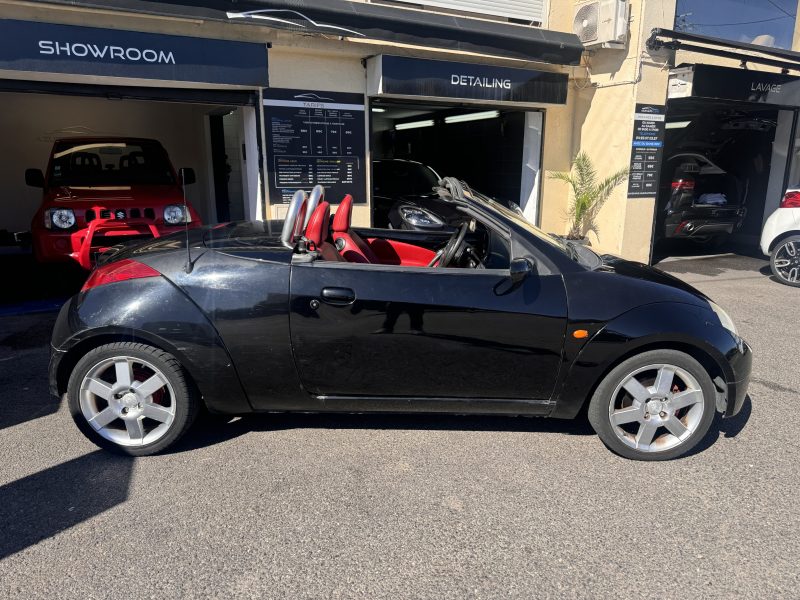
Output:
0,19,268,86
368,55,568,104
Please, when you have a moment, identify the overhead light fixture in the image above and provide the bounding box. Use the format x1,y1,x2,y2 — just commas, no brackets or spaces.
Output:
665,120,692,129
371,107,386,113
396,119,435,131
445,110,500,124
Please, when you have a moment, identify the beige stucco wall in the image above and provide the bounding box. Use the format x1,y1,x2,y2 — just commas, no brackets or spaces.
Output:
539,0,676,262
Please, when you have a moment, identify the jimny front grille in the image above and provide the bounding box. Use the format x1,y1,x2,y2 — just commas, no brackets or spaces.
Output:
85,209,156,223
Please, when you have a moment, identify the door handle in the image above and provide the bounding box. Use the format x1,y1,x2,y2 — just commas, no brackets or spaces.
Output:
320,287,356,306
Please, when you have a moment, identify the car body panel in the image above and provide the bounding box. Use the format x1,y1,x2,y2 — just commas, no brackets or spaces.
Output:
289,260,568,401
50,193,751,424
49,273,251,414
760,201,800,255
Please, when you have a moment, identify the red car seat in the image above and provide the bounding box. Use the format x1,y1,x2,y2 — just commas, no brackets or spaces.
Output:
332,194,380,263
304,201,344,262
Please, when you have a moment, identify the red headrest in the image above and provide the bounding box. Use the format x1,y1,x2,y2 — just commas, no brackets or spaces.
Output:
305,201,331,247
332,194,354,233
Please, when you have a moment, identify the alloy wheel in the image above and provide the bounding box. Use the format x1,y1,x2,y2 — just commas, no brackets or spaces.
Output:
773,240,800,284
79,356,176,447
608,364,705,453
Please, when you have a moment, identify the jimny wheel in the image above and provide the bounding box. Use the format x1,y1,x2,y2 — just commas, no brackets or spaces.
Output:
588,350,716,461
67,342,199,456
770,235,800,287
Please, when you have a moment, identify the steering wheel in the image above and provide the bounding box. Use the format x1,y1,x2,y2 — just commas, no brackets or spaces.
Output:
429,222,469,268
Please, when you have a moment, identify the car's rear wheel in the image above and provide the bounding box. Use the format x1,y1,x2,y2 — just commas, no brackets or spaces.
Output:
588,350,716,461
67,342,199,456
770,235,800,287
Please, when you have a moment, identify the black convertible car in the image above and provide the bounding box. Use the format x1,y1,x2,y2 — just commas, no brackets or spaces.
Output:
50,179,751,460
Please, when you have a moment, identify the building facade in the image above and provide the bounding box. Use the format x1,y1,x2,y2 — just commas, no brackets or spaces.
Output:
2,0,799,264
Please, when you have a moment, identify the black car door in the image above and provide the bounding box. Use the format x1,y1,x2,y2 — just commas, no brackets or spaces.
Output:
288,260,568,401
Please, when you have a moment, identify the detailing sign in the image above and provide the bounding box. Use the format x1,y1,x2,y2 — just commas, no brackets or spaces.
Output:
263,89,367,206
0,19,269,86
627,104,666,198
369,55,568,104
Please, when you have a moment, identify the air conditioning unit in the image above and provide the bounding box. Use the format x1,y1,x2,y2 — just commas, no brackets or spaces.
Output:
573,0,629,49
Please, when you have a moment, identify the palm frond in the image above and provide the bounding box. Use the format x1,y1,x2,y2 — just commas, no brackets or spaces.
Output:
547,153,628,239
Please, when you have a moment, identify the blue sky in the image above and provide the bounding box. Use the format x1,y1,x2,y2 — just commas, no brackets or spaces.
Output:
675,0,797,48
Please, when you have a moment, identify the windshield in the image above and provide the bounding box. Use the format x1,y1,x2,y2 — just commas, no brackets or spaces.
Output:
48,140,176,187
461,184,602,269
462,186,567,250
373,161,439,197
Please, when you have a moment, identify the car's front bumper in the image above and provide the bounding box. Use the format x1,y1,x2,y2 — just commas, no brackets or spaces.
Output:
723,337,753,417
34,219,194,269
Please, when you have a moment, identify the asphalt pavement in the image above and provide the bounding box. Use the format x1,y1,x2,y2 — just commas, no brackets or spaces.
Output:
0,253,798,599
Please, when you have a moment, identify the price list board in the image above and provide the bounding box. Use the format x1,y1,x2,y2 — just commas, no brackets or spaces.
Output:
627,104,666,198
263,89,366,205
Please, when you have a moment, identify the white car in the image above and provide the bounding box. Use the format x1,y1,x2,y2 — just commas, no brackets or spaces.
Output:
761,189,800,286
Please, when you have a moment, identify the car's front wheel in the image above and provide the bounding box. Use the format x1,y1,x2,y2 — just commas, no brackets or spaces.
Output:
67,342,199,456
770,235,800,287
588,350,716,461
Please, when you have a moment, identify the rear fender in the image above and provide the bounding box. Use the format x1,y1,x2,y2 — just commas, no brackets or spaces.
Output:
51,277,251,414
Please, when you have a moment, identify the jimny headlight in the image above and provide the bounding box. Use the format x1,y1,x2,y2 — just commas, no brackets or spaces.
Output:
399,205,444,229
709,301,737,336
47,208,76,230
164,205,189,225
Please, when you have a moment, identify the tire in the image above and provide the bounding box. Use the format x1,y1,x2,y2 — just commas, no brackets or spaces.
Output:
587,350,717,461
770,235,800,287
67,342,199,456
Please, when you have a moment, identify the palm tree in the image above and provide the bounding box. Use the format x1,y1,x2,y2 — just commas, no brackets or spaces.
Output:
548,152,628,240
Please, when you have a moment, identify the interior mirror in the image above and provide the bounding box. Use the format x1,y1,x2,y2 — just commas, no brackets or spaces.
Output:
178,167,196,185
510,257,533,284
25,168,44,188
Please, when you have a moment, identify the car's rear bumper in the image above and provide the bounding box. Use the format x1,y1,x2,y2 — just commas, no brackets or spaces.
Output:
665,218,737,239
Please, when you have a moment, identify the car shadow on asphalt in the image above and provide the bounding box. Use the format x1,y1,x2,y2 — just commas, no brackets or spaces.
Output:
0,313,63,432
169,411,598,454
683,395,753,458
171,398,753,458
0,450,133,560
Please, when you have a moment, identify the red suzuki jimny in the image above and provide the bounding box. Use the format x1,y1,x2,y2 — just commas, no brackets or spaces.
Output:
26,137,201,269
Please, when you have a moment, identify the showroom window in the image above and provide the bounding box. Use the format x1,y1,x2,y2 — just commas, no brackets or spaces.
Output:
675,0,798,49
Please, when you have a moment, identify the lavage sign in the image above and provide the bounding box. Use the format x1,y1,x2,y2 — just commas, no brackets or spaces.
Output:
0,19,269,86
38,41,176,64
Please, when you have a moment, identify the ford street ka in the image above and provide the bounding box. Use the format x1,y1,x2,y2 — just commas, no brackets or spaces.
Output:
49,179,752,461
26,137,201,269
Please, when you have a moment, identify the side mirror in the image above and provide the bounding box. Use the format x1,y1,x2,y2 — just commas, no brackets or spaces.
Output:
25,168,44,188
510,257,533,284
178,167,196,185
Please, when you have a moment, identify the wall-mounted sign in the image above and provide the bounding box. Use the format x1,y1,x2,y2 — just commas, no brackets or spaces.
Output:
670,64,800,106
263,89,366,205
627,104,666,198
0,19,268,86
368,55,568,105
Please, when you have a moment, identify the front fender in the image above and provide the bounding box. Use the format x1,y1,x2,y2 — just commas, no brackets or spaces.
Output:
550,302,742,419
50,276,251,414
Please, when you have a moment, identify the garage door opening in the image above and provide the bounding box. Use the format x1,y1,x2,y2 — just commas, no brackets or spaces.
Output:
0,87,261,308
652,98,795,263
369,101,543,228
